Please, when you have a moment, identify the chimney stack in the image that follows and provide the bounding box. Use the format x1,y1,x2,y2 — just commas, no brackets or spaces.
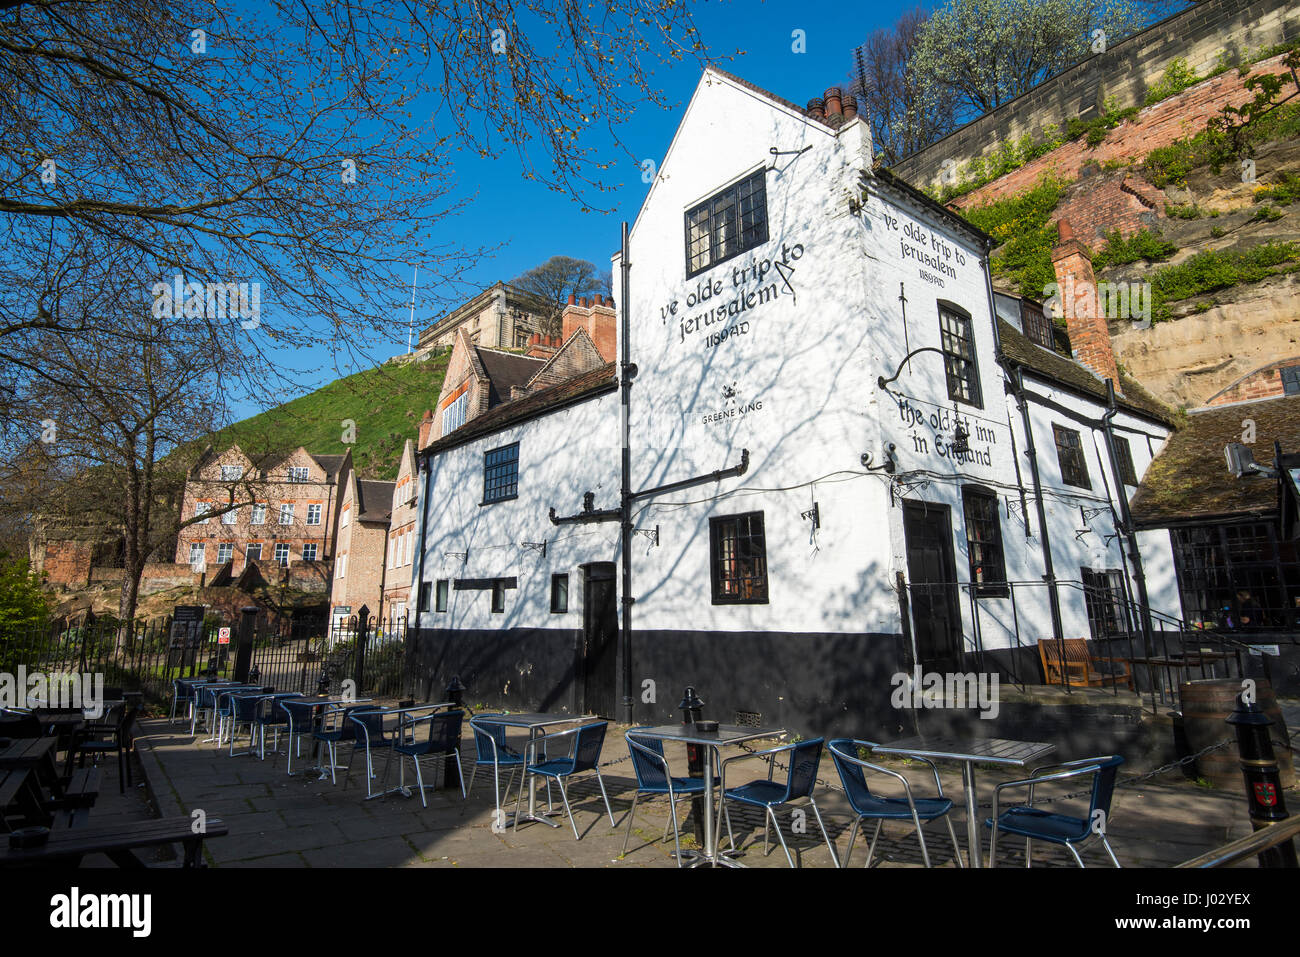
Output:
417,409,435,449
560,293,617,362
806,97,825,121
1050,218,1121,390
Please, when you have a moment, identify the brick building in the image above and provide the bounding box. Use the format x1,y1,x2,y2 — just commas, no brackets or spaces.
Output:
174,444,350,581
382,440,420,621
329,469,395,624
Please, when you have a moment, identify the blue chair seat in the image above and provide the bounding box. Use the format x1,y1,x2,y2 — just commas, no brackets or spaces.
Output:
985,806,1090,844
722,779,787,807
855,794,954,822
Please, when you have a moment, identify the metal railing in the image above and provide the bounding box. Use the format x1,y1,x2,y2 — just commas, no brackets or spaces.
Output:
898,577,1265,714
1177,815,1300,868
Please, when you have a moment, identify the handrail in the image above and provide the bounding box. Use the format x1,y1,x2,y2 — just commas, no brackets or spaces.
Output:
1176,815,1300,868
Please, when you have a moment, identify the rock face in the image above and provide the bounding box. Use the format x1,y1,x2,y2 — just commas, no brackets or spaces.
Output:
1112,271,1300,408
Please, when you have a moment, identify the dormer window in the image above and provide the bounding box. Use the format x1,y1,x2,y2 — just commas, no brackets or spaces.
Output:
685,169,768,278
287,466,309,483
220,465,243,481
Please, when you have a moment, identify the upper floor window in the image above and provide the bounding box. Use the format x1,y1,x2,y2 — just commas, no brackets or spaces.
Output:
961,486,1007,597
1053,424,1092,489
1113,436,1138,487
220,465,243,481
217,543,234,564
483,443,519,504
685,169,768,278
251,503,267,525
1281,364,1300,396
306,504,322,526
287,466,310,483
710,511,769,604
274,543,290,566
195,502,213,524
442,392,469,435
939,304,982,407
550,574,569,614
302,543,318,562
188,543,205,568
1020,300,1057,352
221,507,238,525
246,543,263,561
435,580,449,613
279,503,295,525
340,506,350,528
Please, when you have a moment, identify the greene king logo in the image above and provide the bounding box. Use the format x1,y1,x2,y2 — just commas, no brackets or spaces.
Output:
1042,276,1151,328
151,275,261,328
0,668,105,717
890,667,1000,719
50,887,151,937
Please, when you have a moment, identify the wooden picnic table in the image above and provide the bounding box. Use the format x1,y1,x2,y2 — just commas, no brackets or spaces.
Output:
0,816,228,868
0,769,50,832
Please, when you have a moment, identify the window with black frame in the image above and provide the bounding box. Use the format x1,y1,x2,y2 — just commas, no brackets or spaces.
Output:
962,486,1007,596
550,574,568,614
685,170,768,277
1281,365,1300,395
435,580,448,613
938,304,982,407
710,511,769,604
1113,435,1138,486
1081,568,1130,639
1052,424,1092,489
1020,300,1057,352
482,443,519,504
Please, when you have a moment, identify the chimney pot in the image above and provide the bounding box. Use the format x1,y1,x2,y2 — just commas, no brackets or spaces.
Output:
823,87,843,118
806,97,825,120
842,96,858,121
567,293,576,305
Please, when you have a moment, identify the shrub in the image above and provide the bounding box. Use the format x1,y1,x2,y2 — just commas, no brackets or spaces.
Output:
1148,241,1300,320
963,177,1069,297
1144,58,1201,106
1092,228,1178,270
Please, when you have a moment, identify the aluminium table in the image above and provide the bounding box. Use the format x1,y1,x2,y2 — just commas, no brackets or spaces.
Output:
481,713,593,828
629,724,787,868
354,702,454,799
279,695,374,777
870,735,1055,868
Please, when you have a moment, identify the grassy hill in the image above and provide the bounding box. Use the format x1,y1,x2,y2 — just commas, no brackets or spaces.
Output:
199,352,449,480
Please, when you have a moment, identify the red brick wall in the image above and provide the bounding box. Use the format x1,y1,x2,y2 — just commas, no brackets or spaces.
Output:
1052,228,1121,387
949,52,1296,243
1205,360,1300,405
41,540,94,587
561,296,617,362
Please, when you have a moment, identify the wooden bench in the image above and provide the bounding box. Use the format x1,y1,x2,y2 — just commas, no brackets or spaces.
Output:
0,816,228,868
1038,638,1133,690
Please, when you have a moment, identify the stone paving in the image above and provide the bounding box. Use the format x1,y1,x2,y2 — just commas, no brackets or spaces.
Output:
93,711,1283,869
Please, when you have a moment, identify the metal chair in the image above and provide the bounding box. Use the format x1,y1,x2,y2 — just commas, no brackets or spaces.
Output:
515,721,615,840
468,714,525,822
622,728,715,866
387,710,466,807
250,693,301,759
828,738,964,868
169,678,199,725
313,704,379,784
986,755,1124,867
279,699,322,774
228,693,267,756
719,737,840,868
69,702,138,794
345,709,396,798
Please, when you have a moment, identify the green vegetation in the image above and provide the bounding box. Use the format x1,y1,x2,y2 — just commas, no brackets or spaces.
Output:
1064,105,1138,148
1164,203,1203,220
1254,171,1300,206
1142,102,1300,187
1253,205,1284,223
1210,225,1226,238
0,552,50,664
963,176,1068,298
1144,58,1202,106
187,352,450,481
1148,241,1300,321
1092,228,1178,271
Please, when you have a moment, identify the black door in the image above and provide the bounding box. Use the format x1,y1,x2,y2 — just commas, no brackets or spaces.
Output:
902,501,963,673
581,563,618,717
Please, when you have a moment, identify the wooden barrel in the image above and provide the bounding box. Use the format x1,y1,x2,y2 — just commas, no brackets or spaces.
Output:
1181,678,1295,790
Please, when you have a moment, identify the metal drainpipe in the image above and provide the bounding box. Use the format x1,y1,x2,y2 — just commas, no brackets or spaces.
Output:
983,240,1063,643
619,221,635,726
1102,379,1157,664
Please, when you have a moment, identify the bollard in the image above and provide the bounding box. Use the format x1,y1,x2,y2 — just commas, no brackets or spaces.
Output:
443,676,467,790
679,687,706,843
316,662,331,697
1226,690,1298,867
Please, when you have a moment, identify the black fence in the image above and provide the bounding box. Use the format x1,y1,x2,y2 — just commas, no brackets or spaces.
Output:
0,612,412,710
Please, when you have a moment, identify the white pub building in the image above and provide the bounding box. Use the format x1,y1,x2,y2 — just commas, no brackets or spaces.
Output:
407,69,1184,735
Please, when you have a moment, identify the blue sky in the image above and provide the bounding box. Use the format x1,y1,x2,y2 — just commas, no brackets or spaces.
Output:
240,0,902,418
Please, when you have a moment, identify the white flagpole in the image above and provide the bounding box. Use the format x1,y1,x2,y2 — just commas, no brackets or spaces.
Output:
407,267,418,354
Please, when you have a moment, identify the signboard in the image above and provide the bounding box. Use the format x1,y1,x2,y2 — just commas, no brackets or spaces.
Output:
170,605,205,649
217,627,231,645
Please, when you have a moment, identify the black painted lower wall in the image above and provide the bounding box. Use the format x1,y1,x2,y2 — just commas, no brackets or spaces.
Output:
408,625,909,741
